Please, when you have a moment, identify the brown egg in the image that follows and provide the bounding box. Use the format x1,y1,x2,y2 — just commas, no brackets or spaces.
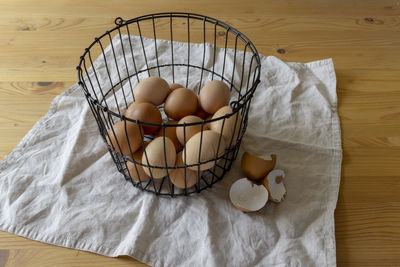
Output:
156,120,183,151
176,115,208,145
126,142,150,182
106,121,143,157
192,95,210,119
142,137,176,179
209,106,243,147
164,88,198,120
169,151,199,189
241,152,276,181
169,83,184,90
125,102,162,135
134,77,170,106
199,80,230,114
184,130,226,171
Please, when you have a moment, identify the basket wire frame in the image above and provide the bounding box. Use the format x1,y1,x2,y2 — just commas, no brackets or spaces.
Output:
77,12,261,196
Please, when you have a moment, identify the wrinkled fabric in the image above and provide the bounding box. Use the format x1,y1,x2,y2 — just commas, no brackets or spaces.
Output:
0,36,341,267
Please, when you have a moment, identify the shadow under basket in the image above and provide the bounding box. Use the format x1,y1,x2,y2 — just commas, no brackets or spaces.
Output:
77,12,261,196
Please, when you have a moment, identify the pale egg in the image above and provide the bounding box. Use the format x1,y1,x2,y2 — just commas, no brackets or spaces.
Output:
156,120,183,151
209,106,243,148
169,151,199,189
176,115,207,145
183,130,226,171
134,77,170,106
142,137,176,179
199,80,230,114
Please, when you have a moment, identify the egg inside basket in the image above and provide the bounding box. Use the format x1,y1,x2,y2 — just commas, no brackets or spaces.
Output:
77,13,261,196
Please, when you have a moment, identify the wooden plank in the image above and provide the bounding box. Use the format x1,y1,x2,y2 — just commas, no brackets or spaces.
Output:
338,176,400,203
0,0,399,17
4,248,148,267
335,202,400,265
1,16,400,34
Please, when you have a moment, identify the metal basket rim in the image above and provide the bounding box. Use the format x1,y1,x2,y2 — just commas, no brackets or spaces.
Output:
77,12,261,127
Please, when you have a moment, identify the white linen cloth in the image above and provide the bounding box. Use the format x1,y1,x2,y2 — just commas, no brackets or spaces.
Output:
0,35,342,267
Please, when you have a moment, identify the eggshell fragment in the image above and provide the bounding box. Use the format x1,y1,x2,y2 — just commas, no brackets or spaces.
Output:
209,106,243,147
134,77,170,106
125,102,162,134
230,178,269,212
156,120,183,151
126,142,150,182
241,152,276,181
199,80,230,114
263,169,286,203
142,137,176,179
169,151,199,189
106,121,142,157
184,130,226,171
164,88,198,120
176,115,207,145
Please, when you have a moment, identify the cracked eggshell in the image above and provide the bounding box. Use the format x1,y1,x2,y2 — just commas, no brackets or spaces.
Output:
229,178,269,212
241,152,276,181
142,137,176,179
263,169,286,203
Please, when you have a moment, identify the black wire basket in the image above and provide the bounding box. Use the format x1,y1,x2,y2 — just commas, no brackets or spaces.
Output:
77,12,261,196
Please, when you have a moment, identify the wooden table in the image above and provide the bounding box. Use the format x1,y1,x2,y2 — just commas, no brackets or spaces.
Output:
0,0,399,266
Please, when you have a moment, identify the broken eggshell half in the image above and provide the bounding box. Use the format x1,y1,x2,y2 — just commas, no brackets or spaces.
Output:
241,152,277,181
229,178,269,212
263,169,286,203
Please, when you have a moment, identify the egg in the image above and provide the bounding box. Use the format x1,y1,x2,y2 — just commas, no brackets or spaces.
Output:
176,115,207,145
169,83,184,90
134,77,170,106
156,120,183,151
169,151,199,189
199,80,230,114
126,142,150,182
164,88,198,120
209,106,243,147
106,121,142,157
142,137,176,179
183,130,226,171
125,101,162,135
192,95,210,119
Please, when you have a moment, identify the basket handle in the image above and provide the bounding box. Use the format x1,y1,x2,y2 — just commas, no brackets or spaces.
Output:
114,17,125,26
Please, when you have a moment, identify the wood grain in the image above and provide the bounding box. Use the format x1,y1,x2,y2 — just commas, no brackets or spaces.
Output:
0,0,399,266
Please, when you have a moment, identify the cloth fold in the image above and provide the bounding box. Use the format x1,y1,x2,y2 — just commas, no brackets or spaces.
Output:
0,36,341,267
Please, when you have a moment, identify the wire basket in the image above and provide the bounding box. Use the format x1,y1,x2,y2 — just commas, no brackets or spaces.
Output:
77,12,261,196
